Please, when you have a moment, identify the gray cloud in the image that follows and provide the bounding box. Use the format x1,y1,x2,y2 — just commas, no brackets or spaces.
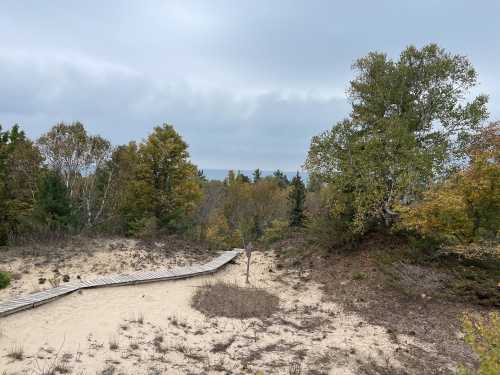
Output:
0,0,498,170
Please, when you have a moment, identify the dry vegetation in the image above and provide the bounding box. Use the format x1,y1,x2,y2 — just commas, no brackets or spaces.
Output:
191,281,279,319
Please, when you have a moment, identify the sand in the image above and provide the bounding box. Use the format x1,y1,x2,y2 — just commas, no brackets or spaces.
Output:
0,251,437,374
0,238,211,301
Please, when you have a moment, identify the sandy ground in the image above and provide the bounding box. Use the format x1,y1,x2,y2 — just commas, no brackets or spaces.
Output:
0,237,212,300
0,250,445,375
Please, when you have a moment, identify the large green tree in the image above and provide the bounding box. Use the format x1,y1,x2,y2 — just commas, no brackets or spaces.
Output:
306,44,488,237
0,125,42,244
118,124,202,234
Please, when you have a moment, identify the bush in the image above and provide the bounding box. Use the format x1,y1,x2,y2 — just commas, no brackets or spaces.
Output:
128,216,158,239
260,219,290,245
0,271,11,289
461,312,500,375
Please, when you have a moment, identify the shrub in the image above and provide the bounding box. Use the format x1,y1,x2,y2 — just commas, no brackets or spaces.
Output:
0,271,11,289
128,216,158,239
462,312,500,375
260,219,290,245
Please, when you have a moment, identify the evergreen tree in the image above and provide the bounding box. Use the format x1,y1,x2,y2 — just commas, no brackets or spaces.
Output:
252,168,262,183
35,171,74,230
288,172,306,227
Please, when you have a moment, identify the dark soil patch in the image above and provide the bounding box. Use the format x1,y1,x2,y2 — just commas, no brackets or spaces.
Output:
191,281,279,319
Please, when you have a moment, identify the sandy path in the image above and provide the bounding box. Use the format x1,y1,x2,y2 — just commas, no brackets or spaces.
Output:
0,252,433,374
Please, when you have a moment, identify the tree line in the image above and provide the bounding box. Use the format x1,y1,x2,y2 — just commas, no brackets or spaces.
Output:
1,43,498,255
0,122,306,246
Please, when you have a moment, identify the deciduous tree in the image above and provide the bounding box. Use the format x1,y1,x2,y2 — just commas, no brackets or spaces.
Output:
306,44,488,239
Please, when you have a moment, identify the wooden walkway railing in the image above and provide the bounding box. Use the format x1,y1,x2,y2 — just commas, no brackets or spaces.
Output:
0,249,242,318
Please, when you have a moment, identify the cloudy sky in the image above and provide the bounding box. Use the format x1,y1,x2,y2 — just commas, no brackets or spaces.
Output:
1,1,499,171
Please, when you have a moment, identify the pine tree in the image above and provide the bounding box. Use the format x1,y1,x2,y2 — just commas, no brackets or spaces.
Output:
288,172,306,227
252,168,262,183
35,171,74,230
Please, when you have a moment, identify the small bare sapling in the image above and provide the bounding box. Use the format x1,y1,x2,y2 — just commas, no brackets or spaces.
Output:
245,242,253,284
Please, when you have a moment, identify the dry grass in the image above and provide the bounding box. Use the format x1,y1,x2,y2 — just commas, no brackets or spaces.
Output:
7,344,24,361
109,336,119,350
191,281,279,319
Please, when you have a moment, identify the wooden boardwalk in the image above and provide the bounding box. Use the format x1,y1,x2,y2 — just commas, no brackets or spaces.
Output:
0,249,242,318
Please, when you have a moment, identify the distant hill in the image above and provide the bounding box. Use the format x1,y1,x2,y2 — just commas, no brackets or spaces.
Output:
201,169,308,182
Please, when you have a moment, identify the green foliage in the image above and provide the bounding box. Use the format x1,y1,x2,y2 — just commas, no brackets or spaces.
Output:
252,168,262,183
127,216,159,239
260,219,290,245
37,122,113,228
288,172,306,227
0,122,205,242
306,44,489,246
34,171,75,230
0,124,42,244
272,169,289,189
202,173,288,248
462,312,500,375
117,124,202,235
0,271,11,289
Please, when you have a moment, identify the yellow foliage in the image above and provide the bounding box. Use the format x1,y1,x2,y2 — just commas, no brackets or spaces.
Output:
206,211,242,248
398,123,500,243
397,180,475,242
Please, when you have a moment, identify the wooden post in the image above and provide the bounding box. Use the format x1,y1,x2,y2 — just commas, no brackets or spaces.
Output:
245,242,253,284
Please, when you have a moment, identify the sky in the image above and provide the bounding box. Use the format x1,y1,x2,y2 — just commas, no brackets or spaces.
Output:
1,1,499,171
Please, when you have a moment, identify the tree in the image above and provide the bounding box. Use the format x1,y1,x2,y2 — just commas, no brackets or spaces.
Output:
236,171,251,184
35,171,74,230
398,122,499,244
194,180,226,240
273,169,289,189
120,124,202,234
306,44,488,238
288,172,306,227
253,168,262,183
37,122,113,227
0,125,42,244
225,170,236,186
